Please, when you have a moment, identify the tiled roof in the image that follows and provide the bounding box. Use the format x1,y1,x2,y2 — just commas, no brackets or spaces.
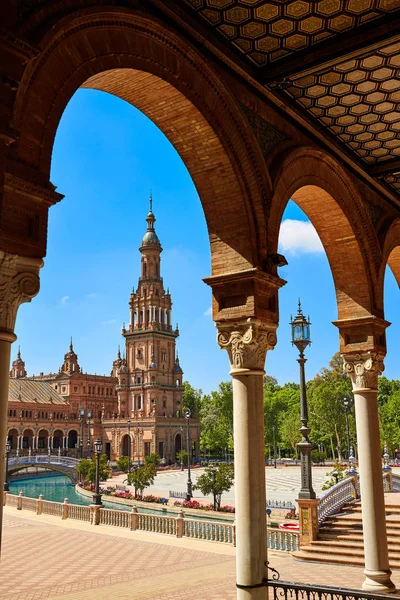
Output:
8,379,68,405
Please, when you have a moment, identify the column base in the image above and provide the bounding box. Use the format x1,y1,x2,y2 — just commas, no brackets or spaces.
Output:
362,569,396,593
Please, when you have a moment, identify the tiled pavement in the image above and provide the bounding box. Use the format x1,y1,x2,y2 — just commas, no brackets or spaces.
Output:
2,506,400,600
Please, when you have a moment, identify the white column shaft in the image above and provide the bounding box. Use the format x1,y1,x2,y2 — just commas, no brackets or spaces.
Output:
233,373,267,599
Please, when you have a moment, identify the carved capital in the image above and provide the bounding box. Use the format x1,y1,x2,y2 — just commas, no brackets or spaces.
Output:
0,251,43,339
342,352,385,391
216,318,277,373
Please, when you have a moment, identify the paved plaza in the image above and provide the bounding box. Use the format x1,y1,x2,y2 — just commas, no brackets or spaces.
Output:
109,466,331,505
2,505,400,599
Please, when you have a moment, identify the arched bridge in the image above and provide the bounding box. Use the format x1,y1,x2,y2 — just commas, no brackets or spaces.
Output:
8,455,80,484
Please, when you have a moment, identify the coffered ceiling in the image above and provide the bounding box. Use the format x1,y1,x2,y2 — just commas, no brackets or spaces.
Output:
159,0,400,199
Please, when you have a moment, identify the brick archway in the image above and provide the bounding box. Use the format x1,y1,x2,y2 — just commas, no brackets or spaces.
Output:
8,8,270,274
381,219,400,290
269,147,382,321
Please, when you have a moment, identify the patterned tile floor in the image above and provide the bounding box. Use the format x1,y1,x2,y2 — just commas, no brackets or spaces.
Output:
2,506,400,599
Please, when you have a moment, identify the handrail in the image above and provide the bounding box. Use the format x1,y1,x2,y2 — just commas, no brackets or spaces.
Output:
317,475,358,524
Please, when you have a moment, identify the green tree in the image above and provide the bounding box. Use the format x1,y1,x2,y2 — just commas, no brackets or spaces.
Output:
193,463,234,510
176,450,188,466
379,389,400,454
183,381,203,417
116,456,129,472
77,455,110,483
199,382,233,453
144,453,161,468
128,465,156,498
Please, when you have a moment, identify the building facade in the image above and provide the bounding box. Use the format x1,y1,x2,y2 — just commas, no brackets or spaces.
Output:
7,205,199,463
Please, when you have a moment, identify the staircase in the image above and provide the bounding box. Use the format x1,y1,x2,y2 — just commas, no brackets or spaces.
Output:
294,500,400,567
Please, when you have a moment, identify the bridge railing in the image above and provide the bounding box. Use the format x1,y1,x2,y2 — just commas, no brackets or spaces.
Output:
4,492,298,551
9,454,79,467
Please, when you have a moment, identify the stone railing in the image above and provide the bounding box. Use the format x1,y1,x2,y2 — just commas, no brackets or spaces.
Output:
317,476,358,524
267,528,299,552
184,518,235,544
4,492,298,552
392,473,400,492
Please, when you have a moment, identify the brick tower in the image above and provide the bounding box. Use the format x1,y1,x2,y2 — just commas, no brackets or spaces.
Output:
112,198,197,463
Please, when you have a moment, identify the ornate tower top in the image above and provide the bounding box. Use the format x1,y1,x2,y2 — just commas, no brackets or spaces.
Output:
10,346,27,378
61,338,80,375
140,195,162,252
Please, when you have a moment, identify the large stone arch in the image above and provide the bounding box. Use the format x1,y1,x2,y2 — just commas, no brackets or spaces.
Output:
9,7,271,273
380,219,400,290
269,147,382,321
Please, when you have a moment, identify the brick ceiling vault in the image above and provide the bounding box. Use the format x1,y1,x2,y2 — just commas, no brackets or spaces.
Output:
166,0,400,197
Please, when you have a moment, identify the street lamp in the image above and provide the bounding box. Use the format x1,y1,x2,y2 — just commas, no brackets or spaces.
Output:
290,300,316,500
184,409,192,500
343,397,353,461
92,439,103,506
4,440,11,492
87,409,92,459
127,418,131,475
180,426,184,471
79,407,85,459
272,424,277,469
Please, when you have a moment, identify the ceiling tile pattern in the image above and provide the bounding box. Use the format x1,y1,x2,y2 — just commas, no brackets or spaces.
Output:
383,172,400,191
183,0,398,66
283,41,400,165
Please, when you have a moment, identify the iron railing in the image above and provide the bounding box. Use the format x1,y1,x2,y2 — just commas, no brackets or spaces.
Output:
267,579,394,600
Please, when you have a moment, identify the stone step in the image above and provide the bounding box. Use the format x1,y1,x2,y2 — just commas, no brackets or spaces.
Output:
311,539,400,553
294,547,400,569
319,532,400,545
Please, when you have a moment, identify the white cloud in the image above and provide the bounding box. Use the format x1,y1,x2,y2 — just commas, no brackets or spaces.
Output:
60,296,69,305
278,219,324,255
203,307,212,317
87,293,97,299
101,319,117,325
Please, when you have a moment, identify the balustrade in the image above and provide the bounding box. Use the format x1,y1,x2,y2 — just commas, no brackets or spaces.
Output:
317,476,358,524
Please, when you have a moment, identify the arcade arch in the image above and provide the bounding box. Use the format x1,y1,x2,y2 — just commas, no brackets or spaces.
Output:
0,7,395,597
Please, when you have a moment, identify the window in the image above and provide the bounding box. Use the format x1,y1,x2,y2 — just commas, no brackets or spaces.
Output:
138,395,142,410
162,398,166,408
62,386,66,393
137,348,142,359
74,386,78,392
83,386,86,393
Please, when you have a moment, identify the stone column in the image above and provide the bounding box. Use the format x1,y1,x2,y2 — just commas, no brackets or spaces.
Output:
343,353,395,593
0,251,42,550
217,318,277,599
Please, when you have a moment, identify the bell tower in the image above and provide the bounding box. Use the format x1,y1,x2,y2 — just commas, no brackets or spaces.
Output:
10,347,27,378
61,338,81,375
118,197,182,421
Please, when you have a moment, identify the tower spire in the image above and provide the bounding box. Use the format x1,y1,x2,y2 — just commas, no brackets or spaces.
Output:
149,192,153,213
70,336,73,351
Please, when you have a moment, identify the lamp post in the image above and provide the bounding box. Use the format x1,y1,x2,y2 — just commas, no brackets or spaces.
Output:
79,407,85,459
4,440,11,492
180,426,184,471
290,300,316,500
127,418,131,476
272,424,277,468
87,409,92,459
343,397,353,461
212,468,217,511
184,409,192,500
92,439,103,506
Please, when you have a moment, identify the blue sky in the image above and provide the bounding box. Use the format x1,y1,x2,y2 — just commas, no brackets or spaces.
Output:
13,89,400,393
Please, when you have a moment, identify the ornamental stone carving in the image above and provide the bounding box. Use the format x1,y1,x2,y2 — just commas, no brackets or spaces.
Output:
217,318,277,372
342,352,385,391
0,251,42,336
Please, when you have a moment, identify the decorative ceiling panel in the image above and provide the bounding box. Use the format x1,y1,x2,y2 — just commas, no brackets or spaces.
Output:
282,40,400,166
183,0,399,66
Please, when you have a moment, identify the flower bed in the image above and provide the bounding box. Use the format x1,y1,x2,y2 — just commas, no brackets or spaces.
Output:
173,499,235,513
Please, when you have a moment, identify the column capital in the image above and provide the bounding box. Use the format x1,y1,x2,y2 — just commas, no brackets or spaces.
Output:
0,250,43,341
216,318,277,374
342,352,385,392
